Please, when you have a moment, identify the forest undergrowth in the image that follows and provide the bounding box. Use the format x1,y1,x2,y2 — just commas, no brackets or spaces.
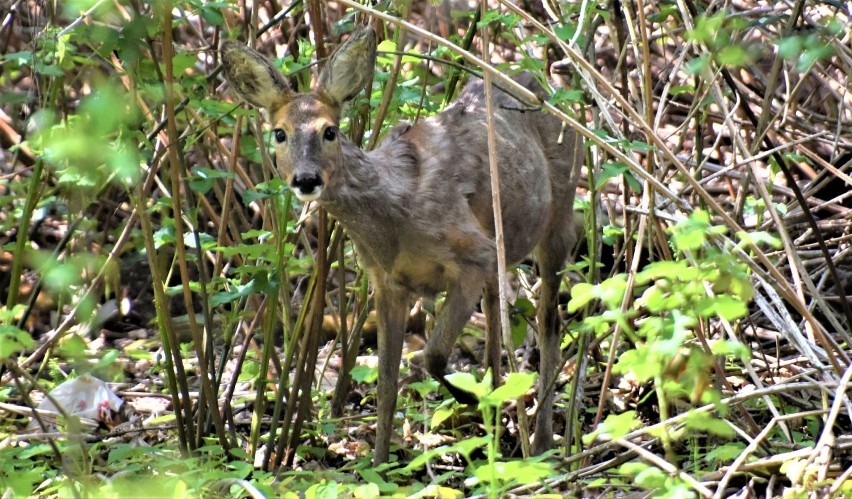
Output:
1,0,851,497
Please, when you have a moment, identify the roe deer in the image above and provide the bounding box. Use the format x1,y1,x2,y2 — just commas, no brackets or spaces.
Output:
221,27,583,465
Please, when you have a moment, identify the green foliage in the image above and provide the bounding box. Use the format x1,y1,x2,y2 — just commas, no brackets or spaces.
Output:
0,305,34,359
583,411,642,444
509,297,536,348
30,81,143,197
778,26,838,73
402,372,556,498
619,462,696,498
685,10,761,73
597,161,642,192
595,212,758,400
0,442,281,498
572,211,773,493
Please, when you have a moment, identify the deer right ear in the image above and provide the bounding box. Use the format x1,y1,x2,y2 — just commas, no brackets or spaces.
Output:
317,27,377,105
220,40,293,110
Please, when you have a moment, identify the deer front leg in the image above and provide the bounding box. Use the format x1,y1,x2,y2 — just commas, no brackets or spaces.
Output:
481,277,503,387
424,276,484,405
373,284,410,465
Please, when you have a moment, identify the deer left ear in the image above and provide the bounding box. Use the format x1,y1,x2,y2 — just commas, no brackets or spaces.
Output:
220,40,294,110
317,27,377,105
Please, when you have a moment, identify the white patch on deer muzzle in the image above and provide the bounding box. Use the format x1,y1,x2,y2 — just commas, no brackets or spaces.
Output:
294,186,322,202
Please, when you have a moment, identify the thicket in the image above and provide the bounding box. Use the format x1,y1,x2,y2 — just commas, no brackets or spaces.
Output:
1,0,850,497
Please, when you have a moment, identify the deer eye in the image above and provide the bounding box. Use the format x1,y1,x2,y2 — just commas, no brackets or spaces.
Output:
323,126,338,142
273,128,287,143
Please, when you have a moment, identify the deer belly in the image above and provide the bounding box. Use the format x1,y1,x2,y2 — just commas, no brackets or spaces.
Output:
390,256,459,295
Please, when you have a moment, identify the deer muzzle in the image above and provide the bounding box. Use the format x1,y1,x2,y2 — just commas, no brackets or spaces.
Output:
291,172,323,202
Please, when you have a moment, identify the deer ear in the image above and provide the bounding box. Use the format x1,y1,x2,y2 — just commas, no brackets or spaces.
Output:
220,40,293,110
317,27,376,105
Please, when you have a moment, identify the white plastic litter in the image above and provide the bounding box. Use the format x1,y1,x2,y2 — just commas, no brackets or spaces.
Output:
37,374,124,423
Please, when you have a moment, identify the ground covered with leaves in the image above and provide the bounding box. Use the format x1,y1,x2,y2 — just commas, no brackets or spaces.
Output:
1,0,851,497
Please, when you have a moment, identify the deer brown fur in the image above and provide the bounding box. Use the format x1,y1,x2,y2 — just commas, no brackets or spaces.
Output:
221,27,583,465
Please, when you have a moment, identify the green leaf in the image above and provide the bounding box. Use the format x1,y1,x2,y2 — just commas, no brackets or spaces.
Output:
599,276,629,308
375,39,420,66
669,209,727,252
717,43,755,67
510,297,535,348
358,469,396,494
597,161,628,188
451,435,489,457
583,411,641,444
209,280,256,307
636,261,691,284
199,6,225,26
618,461,649,476
172,52,197,74
2,51,33,66
0,325,36,359
568,275,627,312
216,242,276,260
669,84,695,95
376,39,398,66
477,11,520,29
485,372,536,405
350,365,377,383
614,346,662,381
183,231,216,250
474,459,555,485
554,24,577,41
627,140,653,152
242,229,273,241
93,349,120,369
708,339,750,360
736,230,781,249
695,295,748,321
242,179,287,204
705,442,746,463
798,41,834,73
633,465,668,489
685,54,711,75
511,297,535,318
548,87,584,106
567,282,595,312
352,483,382,498
509,318,527,350
778,36,803,61
686,12,726,46
444,372,486,400
684,410,735,437
188,166,232,194
648,5,678,23
431,406,454,430
35,62,65,77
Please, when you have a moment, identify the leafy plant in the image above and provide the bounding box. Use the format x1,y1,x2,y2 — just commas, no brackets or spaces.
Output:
574,211,775,494
392,372,559,498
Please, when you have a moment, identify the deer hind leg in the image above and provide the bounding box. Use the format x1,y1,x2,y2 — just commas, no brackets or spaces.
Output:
373,284,410,466
424,275,485,405
531,215,574,455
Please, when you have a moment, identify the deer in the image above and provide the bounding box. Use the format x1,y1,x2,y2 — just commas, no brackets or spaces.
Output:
220,26,583,465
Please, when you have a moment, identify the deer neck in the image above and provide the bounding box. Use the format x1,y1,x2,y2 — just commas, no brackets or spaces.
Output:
320,131,417,223
317,130,419,270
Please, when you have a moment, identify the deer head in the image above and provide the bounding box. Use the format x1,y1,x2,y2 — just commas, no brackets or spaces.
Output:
220,28,377,201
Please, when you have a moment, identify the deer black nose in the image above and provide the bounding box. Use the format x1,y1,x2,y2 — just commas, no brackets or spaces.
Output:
292,173,323,195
